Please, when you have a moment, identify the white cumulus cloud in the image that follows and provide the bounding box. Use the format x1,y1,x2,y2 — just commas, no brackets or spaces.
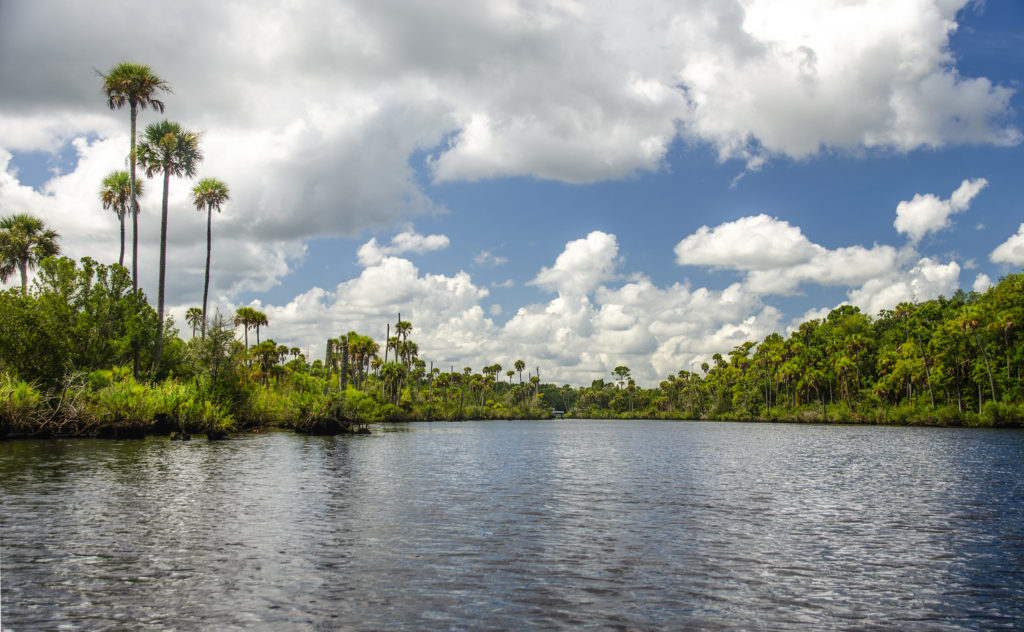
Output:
357,229,450,266
894,178,988,243
529,230,620,296
990,222,1024,266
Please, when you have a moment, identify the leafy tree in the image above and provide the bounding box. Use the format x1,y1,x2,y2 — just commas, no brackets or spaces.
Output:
191,177,230,337
99,62,170,291
137,119,202,371
0,214,60,294
0,257,157,385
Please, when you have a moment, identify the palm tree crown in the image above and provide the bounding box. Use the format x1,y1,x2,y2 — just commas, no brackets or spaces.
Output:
100,62,170,113
137,120,202,181
0,213,60,293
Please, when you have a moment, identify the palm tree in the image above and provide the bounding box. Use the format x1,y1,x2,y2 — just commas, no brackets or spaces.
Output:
0,213,60,293
958,306,998,407
100,62,170,292
252,310,268,345
191,177,230,337
99,171,143,267
233,306,257,351
137,119,202,371
185,306,203,338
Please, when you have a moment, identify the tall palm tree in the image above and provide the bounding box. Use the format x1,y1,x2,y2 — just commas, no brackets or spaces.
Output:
0,213,60,293
137,119,202,371
100,62,170,292
99,170,143,267
191,177,230,338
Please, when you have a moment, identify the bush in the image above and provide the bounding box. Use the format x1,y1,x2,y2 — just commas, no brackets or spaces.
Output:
978,401,1024,427
0,372,47,435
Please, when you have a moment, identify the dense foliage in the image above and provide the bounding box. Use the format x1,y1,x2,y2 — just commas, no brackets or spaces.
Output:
567,274,1024,426
0,258,553,437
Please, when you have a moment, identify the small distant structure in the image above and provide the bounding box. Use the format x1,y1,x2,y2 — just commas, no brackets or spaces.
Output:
552,410,565,418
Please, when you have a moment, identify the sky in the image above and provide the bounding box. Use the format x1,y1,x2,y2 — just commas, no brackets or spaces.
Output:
1,0,1023,387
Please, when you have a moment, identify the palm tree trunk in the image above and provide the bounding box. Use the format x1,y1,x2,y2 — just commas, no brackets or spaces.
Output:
913,330,936,409
129,103,140,378
201,205,212,338
118,215,126,268
973,330,998,403
19,260,28,294
153,169,171,372
129,103,139,292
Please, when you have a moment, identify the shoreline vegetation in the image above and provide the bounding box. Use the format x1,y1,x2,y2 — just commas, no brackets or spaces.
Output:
1,255,1021,440
2,62,1022,439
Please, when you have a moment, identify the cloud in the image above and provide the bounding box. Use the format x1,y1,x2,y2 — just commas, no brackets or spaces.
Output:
474,250,508,266
675,214,818,270
0,1,1013,385
1,1,1018,194
671,0,1020,170
529,230,619,296
675,214,899,295
894,178,988,243
990,222,1024,266
356,228,450,266
846,257,961,317
973,273,993,293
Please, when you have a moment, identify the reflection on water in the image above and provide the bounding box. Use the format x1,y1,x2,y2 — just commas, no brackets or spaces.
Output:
2,421,1023,630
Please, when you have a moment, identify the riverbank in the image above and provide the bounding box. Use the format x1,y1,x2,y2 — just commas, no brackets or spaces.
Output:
566,401,1024,427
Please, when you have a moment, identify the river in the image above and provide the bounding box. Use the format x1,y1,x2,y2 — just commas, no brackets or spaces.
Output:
2,420,1023,630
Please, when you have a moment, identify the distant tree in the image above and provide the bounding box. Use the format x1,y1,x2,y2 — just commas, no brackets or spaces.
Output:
0,213,60,294
99,171,143,268
233,306,259,351
185,306,203,338
612,365,631,389
252,310,268,345
191,177,229,337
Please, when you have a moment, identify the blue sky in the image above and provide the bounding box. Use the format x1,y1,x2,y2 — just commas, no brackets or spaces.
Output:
1,0,1022,385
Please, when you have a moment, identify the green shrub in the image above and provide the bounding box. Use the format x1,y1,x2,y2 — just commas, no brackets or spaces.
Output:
0,372,47,434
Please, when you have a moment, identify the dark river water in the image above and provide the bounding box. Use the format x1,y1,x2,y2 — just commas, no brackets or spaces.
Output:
2,420,1023,631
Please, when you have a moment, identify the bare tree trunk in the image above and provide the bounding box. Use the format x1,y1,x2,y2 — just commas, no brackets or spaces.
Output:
340,337,349,390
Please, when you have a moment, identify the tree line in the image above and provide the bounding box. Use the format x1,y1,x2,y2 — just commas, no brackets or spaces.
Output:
566,275,1023,426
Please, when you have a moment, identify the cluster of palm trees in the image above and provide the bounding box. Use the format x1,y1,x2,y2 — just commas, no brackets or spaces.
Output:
99,61,230,369
232,306,269,350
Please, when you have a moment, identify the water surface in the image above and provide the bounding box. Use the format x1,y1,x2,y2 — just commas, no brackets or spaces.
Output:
2,421,1023,630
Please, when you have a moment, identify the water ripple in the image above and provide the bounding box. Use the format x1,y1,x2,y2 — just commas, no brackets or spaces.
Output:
2,422,1023,630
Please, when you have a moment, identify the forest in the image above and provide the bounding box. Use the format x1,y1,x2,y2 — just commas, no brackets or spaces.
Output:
1,62,1022,437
